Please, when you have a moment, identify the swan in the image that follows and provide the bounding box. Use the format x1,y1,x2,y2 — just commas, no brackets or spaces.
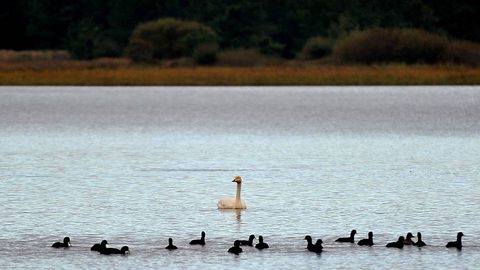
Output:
51,237,71,248
217,176,247,209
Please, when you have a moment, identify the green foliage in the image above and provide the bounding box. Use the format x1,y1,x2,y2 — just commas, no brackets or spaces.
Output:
256,36,285,56
68,19,101,60
3,0,480,62
300,37,332,59
333,28,449,64
126,18,218,62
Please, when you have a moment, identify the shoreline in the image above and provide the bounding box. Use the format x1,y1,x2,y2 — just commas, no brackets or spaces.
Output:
1,65,479,85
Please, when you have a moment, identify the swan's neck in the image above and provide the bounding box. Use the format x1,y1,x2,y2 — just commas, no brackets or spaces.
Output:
235,183,242,204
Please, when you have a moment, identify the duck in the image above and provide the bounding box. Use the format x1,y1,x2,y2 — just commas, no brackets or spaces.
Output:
189,231,206,245
386,236,405,249
404,232,415,245
335,230,357,243
239,234,255,246
255,235,269,250
446,232,464,249
228,240,243,255
91,240,108,251
165,238,177,250
358,231,374,246
99,245,130,255
311,239,323,253
304,235,315,252
413,232,426,247
217,176,247,209
51,237,71,248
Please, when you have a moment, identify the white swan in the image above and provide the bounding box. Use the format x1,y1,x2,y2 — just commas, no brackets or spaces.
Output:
217,176,247,209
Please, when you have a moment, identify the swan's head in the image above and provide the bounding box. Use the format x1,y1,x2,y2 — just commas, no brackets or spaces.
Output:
232,176,243,184
304,235,312,241
368,232,373,238
406,232,414,239
100,240,108,246
234,240,241,247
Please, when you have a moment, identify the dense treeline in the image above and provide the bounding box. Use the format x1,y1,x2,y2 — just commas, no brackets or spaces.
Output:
2,0,479,59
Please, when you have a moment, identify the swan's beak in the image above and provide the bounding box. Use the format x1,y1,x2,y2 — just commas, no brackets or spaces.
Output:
232,179,236,182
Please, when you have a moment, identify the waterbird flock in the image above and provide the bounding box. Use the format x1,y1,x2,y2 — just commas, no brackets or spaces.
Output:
50,177,466,255
51,231,466,256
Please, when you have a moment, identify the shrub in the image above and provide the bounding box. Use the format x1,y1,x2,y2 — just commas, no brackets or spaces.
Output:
333,28,449,64
256,36,285,56
126,18,218,62
393,29,448,64
193,43,218,65
300,37,332,59
125,39,154,62
216,49,281,67
68,19,124,60
445,40,480,66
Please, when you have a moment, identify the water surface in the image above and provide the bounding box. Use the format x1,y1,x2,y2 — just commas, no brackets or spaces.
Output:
0,86,479,269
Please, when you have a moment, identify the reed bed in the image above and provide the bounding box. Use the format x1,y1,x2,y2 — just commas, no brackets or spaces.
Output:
1,65,479,85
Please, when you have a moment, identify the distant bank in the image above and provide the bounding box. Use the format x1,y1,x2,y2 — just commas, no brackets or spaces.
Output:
1,65,479,86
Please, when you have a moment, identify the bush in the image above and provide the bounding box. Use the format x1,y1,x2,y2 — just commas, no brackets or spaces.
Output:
300,37,332,59
445,40,480,66
333,28,449,64
216,49,281,67
193,43,218,65
68,19,122,60
125,39,154,62
255,36,285,56
126,18,218,62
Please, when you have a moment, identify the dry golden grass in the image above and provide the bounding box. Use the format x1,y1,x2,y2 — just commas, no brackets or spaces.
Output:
0,50,71,62
0,59,479,85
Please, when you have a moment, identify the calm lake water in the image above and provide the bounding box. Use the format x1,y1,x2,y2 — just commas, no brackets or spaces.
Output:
0,86,479,269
